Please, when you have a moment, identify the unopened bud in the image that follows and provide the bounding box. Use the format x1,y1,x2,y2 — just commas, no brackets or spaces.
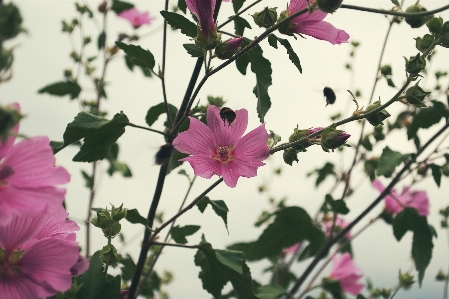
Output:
289,126,322,149
316,0,343,13
0,104,22,143
215,37,244,60
195,26,221,50
417,162,428,176
363,100,391,127
321,127,350,152
405,85,430,107
405,4,432,28
426,17,443,34
399,270,415,289
277,10,296,36
404,53,426,74
436,270,447,281
252,7,277,28
98,1,108,13
380,65,392,76
442,163,449,176
100,244,121,266
111,205,127,221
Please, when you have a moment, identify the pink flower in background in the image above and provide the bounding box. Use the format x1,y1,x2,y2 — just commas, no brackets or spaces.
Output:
173,105,270,187
0,104,70,227
0,209,87,298
329,253,364,295
323,216,351,239
118,7,154,28
372,180,429,216
282,243,302,255
287,0,349,44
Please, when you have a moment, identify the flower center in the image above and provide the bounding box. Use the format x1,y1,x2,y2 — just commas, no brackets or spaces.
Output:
213,146,234,166
0,164,14,183
0,249,21,280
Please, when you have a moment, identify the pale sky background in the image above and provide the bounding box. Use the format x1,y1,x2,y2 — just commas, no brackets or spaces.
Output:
2,0,449,298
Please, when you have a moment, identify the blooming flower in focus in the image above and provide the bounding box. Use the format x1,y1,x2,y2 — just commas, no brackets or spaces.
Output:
186,0,221,49
173,105,270,187
0,104,70,227
0,208,87,298
329,253,364,295
372,180,429,216
323,216,351,239
118,7,154,28
279,0,349,45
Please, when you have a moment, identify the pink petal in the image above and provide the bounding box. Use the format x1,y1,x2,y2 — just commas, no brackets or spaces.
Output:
33,210,79,240
0,212,46,251
20,238,79,297
0,185,66,227
5,136,70,188
185,0,200,20
173,117,216,155
222,158,265,187
233,123,270,160
207,105,248,146
117,8,153,27
70,255,90,276
292,8,327,23
288,0,309,16
181,154,222,179
0,278,40,299
295,20,349,44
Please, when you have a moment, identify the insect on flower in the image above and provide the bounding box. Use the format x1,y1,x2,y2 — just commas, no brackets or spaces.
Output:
219,107,236,126
323,87,336,106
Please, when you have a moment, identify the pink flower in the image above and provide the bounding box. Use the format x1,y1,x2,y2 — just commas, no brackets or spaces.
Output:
323,216,351,239
173,105,270,187
186,0,216,36
0,208,87,298
329,253,364,295
284,0,349,44
372,180,429,216
0,104,70,227
282,243,302,255
117,7,154,28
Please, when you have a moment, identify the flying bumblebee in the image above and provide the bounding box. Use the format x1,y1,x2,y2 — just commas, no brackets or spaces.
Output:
219,107,236,127
323,87,336,106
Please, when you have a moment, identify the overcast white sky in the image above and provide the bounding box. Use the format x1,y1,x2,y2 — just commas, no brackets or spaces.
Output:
2,0,449,298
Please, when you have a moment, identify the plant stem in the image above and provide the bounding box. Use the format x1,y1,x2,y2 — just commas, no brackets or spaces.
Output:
341,4,449,17
127,123,167,136
161,0,172,129
218,0,262,29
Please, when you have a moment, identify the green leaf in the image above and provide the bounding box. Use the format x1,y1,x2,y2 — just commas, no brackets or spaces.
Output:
364,158,378,181
75,251,121,299
228,207,326,261
38,80,81,99
195,236,259,299
322,277,344,299
393,208,418,241
160,10,197,38
119,254,136,281
125,209,148,225
57,111,129,162
232,0,246,13
97,32,106,50
81,170,93,188
178,0,187,13
412,215,434,285
111,0,134,14
234,16,251,36
361,136,372,151
391,0,400,6
408,101,449,139
197,196,229,232
256,284,286,299
171,225,201,244
377,146,409,177
325,194,350,215
307,162,336,187
145,102,178,127
429,164,442,187
275,35,302,74
106,143,132,177
183,43,204,57
115,41,155,70
268,34,278,49
236,38,272,122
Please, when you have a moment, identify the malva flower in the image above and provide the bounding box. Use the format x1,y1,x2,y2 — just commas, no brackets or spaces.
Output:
372,180,429,216
0,208,87,298
279,0,349,45
173,105,270,187
117,7,154,28
329,253,364,295
186,0,221,49
0,104,70,226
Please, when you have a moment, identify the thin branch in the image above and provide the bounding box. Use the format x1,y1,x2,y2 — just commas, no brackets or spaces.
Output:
151,241,199,249
218,0,262,29
161,0,172,129
341,4,449,17
127,123,167,136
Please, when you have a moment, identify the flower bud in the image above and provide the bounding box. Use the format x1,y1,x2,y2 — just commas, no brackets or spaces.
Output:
111,205,127,221
0,3,23,41
252,7,277,28
321,127,350,152
277,10,296,36
98,1,108,13
399,270,415,289
373,125,385,141
100,244,121,266
441,21,449,34
404,53,426,74
316,0,343,13
426,17,443,34
215,37,244,60
0,104,22,142
380,65,392,76
442,163,449,176
436,270,447,281
363,100,391,127
417,162,428,176
289,126,322,149
405,85,430,107
405,4,432,28
415,34,434,53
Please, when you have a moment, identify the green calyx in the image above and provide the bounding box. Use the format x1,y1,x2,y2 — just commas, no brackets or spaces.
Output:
252,7,278,28
405,85,430,107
